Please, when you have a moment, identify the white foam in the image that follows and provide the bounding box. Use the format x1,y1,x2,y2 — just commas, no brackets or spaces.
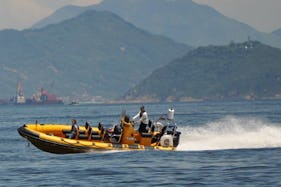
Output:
177,116,281,151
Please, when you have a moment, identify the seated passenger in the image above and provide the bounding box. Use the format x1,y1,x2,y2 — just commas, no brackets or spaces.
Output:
87,126,93,140
84,121,90,136
69,119,79,139
113,124,122,135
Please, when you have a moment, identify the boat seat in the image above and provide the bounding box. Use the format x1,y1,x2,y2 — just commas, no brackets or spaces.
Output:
78,134,88,140
91,131,99,135
141,133,152,138
87,127,102,140
91,135,102,140
110,134,121,143
78,133,102,140
63,129,100,135
62,130,86,134
62,129,71,134
78,134,102,140
139,133,152,146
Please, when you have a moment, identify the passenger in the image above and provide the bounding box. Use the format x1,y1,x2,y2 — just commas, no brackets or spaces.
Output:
85,121,90,135
69,119,79,139
87,126,93,140
85,121,90,129
132,106,149,133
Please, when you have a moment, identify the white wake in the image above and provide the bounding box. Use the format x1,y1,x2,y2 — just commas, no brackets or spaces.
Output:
177,116,281,151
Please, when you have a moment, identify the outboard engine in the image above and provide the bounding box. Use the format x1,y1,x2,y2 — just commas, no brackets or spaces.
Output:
159,125,181,147
158,108,181,147
160,134,174,147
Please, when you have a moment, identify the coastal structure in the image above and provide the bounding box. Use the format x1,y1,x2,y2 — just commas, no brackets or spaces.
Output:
9,81,63,105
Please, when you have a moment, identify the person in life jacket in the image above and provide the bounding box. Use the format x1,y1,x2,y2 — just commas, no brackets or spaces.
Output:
132,106,149,133
69,119,79,139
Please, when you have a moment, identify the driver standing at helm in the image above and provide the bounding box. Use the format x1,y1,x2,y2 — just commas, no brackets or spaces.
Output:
132,106,149,133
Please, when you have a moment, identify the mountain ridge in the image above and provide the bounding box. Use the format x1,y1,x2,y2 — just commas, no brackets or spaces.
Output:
32,0,281,48
0,10,190,99
124,41,281,102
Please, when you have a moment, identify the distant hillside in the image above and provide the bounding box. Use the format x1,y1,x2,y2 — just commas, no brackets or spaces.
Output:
32,0,281,48
124,41,281,102
32,5,86,29
272,28,281,37
0,10,189,99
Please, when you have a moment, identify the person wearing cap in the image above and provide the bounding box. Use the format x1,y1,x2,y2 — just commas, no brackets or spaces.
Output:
132,106,149,133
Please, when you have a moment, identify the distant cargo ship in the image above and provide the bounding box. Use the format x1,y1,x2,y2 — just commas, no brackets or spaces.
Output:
10,81,63,105
25,88,63,105
0,99,9,105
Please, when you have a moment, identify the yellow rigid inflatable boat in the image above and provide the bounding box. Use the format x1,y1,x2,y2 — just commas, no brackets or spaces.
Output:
18,115,181,154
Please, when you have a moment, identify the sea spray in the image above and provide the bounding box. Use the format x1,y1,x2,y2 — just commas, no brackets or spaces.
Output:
177,116,281,151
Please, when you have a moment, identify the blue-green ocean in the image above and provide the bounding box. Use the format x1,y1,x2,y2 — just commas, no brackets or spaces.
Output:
1,100,281,186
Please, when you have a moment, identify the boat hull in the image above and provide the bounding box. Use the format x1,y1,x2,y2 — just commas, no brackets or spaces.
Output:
18,126,89,154
18,124,176,154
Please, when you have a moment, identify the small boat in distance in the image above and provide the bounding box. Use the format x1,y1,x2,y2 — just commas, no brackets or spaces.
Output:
68,101,79,105
18,109,181,154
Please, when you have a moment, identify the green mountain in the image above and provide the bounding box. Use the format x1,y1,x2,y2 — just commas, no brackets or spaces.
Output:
124,41,281,102
32,0,281,48
0,10,189,99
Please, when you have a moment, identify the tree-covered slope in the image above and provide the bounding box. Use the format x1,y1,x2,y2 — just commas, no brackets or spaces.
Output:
0,10,189,98
125,41,281,102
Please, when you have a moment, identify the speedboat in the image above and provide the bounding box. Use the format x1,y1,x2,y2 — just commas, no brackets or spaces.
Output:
18,109,181,154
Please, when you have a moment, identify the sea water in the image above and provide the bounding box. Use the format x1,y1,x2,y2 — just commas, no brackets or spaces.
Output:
0,100,280,186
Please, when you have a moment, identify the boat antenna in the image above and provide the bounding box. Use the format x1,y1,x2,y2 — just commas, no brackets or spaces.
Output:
120,110,126,120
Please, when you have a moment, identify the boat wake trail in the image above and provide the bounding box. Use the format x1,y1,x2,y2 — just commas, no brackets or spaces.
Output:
177,116,281,151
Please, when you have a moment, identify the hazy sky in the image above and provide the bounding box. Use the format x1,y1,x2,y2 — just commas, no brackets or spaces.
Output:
0,0,101,30
193,0,281,33
0,0,280,33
